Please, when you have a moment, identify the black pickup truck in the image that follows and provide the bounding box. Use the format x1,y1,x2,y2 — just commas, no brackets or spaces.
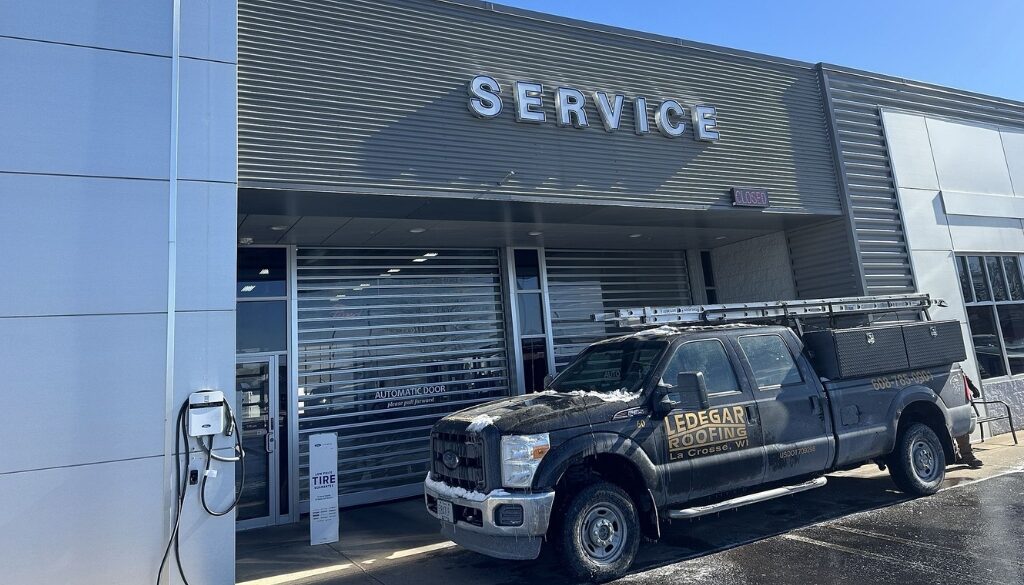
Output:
424,308,973,581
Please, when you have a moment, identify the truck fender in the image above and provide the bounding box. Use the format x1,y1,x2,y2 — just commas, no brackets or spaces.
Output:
884,386,955,458
532,432,659,492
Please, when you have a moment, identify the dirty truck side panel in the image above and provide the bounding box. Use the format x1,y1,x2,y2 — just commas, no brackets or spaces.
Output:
732,331,835,483
825,365,962,468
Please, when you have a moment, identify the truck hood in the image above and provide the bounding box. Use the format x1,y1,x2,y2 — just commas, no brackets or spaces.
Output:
446,390,646,435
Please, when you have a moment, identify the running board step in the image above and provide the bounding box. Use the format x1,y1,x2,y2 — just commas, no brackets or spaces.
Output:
667,476,827,520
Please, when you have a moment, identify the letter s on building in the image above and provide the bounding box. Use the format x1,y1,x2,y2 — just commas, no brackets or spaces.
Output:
468,75,502,118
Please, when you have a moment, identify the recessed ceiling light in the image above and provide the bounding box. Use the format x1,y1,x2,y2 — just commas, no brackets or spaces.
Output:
378,273,391,277
409,227,426,234
270,225,289,231
629,233,643,238
528,231,543,236
715,236,727,240
359,283,370,287
239,237,254,245
423,252,438,257
387,268,401,273
412,258,427,263
240,285,256,293
258,268,270,276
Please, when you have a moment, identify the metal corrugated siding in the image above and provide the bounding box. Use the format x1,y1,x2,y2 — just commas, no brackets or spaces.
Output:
294,248,510,502
822,66,1024,296
544,249,691,370
786,218,861,299
237,0,843,213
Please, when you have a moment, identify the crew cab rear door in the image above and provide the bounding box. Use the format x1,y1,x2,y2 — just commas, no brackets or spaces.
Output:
734,332,834,483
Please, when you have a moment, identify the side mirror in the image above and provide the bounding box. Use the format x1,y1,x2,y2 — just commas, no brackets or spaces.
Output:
543,374,554,389
677,371,710,412
655,371,709,416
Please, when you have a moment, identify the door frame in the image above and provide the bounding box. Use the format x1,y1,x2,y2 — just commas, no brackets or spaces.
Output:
235,353,284,530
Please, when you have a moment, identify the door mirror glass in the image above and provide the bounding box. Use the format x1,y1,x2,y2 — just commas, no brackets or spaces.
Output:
675,371,710,411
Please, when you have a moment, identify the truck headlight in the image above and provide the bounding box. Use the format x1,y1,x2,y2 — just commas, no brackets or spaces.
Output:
500,433,550,488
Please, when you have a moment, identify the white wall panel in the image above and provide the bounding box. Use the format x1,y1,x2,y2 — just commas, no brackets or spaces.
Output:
0,38,170,179
927,117,1014,195
182,0,238,63
0,0,171,55
909,250,966,323
178,58,238,183
882,112,939,190
0,173,168,317
0,314,167,473
0,457,166,585
897,188,951,251
947,214,1024,253
1000,130,1024,196
173,310,236,414
176,180,238,312
942,191,1024,219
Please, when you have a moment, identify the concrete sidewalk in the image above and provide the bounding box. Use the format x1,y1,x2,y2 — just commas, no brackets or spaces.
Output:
236,434,1022,585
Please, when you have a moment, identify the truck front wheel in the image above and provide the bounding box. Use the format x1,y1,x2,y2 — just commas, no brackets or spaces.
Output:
888,422,946,495
556,481,640,583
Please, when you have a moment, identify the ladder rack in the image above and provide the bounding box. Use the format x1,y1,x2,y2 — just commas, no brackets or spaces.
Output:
592,294,943,331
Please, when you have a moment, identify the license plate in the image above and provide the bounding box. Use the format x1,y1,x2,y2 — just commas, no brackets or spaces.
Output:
436,499,455,523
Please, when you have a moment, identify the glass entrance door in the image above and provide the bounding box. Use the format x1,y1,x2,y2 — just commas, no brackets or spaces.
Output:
236,356,280,529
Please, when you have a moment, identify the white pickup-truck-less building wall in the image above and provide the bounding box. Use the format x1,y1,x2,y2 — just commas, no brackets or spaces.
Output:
0,2,238,583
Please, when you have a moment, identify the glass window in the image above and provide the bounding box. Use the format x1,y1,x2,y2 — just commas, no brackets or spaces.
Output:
660,340,740,395
514,249,540,290
551,339,668,394
738,335,803,388
987,256,1009,301
521,338,549,393
967,306,1006,379
517,293,545,336
997,304,1024,375
237,300,287,353
956,256,974,303
238,248,287,298
968,256,990,302
1003,257,1024,301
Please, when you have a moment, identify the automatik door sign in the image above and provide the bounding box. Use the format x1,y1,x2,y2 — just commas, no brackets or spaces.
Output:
467,75,720,142
309,433,339,545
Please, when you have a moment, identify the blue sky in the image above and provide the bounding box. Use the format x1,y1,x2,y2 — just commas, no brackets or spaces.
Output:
497,1,1024,102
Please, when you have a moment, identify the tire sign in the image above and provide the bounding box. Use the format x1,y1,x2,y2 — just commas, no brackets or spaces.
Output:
309,432,339,545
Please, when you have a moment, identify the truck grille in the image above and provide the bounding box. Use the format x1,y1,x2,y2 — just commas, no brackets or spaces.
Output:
430,430,486,491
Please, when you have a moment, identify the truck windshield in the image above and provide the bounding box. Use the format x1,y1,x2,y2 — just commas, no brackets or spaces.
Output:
550,339,668,394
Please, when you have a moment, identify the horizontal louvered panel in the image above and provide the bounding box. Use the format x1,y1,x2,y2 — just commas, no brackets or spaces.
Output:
545,249,690,369
238,0,843,213
295,247,510,500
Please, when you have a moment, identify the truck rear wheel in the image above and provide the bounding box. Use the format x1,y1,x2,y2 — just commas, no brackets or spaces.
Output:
888,422,946,495
556,481,640,583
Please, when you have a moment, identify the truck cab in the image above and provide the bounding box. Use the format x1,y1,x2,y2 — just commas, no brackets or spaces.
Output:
424,296,973,582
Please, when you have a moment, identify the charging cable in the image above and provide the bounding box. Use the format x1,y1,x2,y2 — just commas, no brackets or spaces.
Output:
156,399,245,585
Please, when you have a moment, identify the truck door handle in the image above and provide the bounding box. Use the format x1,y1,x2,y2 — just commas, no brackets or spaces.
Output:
745,405,757,423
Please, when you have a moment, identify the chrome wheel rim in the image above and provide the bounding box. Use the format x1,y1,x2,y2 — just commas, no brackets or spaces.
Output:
580,503,627,564
912,439,940,482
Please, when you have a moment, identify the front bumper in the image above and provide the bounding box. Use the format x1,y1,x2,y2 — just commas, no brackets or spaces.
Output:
424,478,555,560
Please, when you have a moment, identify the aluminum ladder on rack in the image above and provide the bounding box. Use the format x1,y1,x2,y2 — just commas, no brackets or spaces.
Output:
592,293,943,333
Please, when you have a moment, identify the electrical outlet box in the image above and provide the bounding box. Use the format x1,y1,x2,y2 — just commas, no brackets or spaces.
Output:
187,390,226,437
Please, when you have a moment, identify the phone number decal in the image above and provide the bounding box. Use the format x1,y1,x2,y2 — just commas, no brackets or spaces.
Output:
871,370,933,390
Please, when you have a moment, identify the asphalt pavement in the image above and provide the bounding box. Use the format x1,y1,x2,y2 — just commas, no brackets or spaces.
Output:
236,434,1023,585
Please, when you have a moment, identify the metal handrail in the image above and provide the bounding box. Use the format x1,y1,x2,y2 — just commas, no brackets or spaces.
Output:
972,400,1018,445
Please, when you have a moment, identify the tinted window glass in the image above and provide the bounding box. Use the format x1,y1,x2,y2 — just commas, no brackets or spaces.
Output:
739,335,802,388
514,249,540,290
968,256,990,302
237,300,287,353
1003,257,1024,301
551,339,667,394
522,338,549,393
997,304,1024,375
660,340,739,394
968,306,1006,379
987,256,1009,301
956,256,973,303
517,292,545,335
238,248,287,298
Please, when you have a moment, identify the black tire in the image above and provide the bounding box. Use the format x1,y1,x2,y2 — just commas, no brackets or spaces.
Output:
888,423,946,496
556,481,640,583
